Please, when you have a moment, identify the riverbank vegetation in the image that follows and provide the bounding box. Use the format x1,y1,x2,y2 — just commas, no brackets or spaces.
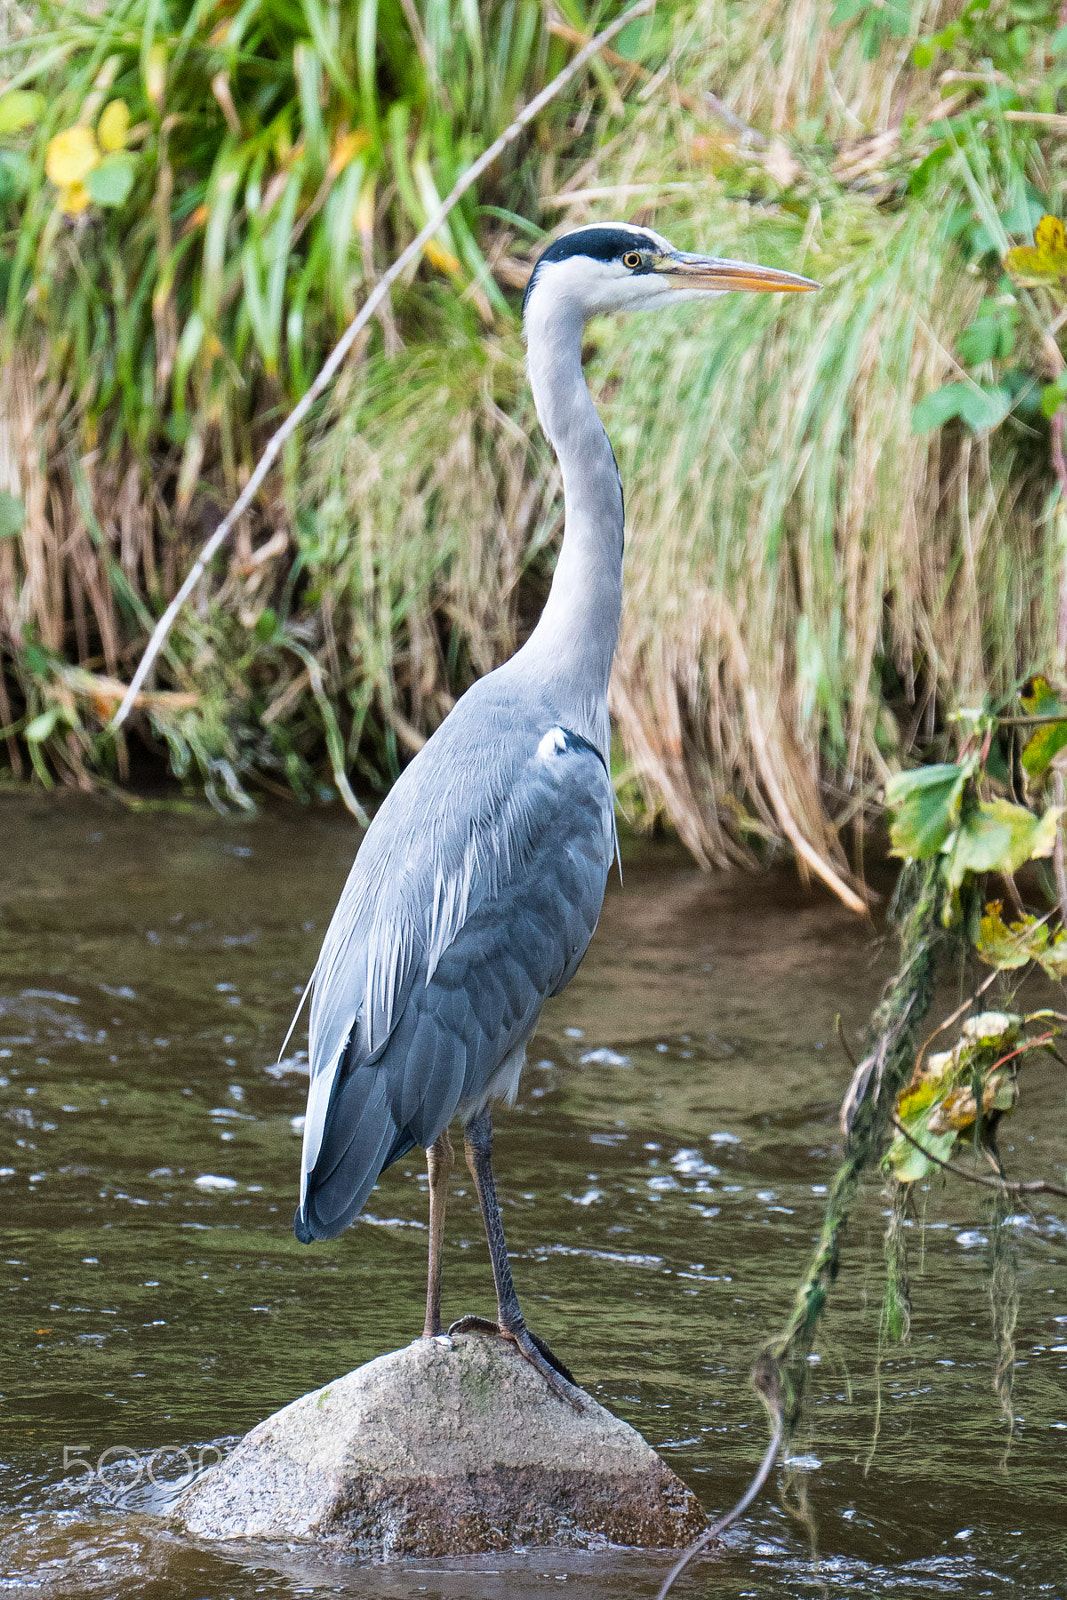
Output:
661,673,1067,1588
1,0,1066,896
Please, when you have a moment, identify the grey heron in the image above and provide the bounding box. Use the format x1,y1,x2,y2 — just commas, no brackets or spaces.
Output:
294,223,816,1406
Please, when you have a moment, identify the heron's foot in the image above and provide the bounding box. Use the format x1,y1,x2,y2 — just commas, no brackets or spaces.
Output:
447,1314,583,1411
447,1313,501,1338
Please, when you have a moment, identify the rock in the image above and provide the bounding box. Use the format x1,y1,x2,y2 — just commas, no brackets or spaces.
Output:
177,1332,706,1559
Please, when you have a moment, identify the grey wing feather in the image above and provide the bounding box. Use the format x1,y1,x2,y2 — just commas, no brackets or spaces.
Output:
295,696,613,1241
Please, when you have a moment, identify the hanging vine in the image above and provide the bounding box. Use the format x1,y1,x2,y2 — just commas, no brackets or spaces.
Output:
662,657,1067,1594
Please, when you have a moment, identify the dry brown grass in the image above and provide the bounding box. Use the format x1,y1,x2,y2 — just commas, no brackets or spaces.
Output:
1,0,1061,897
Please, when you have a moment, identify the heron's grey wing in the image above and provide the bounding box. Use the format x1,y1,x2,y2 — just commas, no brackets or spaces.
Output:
296,723,614,1240
400,727,614,1132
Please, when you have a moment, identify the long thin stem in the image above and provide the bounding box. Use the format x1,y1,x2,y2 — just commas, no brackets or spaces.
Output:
655,1411,783,1599
889,1116,1067,1200
109,0,654,733
1047,348,1067,922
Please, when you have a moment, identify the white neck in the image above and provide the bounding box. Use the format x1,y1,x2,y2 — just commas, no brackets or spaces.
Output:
510,290,624,749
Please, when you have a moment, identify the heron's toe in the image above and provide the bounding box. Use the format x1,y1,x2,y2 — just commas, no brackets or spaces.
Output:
445,1315,583,1410
504,1326,584,1412
447,1313,501,1337
525,1328,577,1387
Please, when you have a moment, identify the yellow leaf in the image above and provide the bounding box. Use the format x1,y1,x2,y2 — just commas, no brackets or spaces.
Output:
354,174,376,234
45,125,99,188
59,181,91,215
97,99,130,152
1036,214,1065,254
0,89,46,134
329,129,371,177
424,238,461,276
1030,804,1063,859
1004,214,1067,283
145,43,166,109
180,202,210,237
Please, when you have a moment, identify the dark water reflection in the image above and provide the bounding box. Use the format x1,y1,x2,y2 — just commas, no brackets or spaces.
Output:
1,792,1066,1598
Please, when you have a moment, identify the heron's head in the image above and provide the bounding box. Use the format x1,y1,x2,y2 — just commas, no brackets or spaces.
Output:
522,222,818,326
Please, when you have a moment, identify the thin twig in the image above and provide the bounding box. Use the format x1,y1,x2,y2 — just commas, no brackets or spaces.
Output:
835,1013,858,1070
543,180,704,207
996,1031,1055,1066
655,1412,783,1599
1004,110,1067,128
701,89,768,146
997,714,1067,725
913,968,999,1077
890,1116,1067,1199
110,0,654,734
1045,367,1067,921
546,17,768,146
1053,407,1067,667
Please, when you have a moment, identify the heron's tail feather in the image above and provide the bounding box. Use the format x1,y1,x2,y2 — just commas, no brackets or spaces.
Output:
295,1065,415,1242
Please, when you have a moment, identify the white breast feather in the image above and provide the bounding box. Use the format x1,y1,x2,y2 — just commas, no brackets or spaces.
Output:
537,726,568,760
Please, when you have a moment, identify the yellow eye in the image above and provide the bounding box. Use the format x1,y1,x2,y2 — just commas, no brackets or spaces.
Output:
622,251,642,269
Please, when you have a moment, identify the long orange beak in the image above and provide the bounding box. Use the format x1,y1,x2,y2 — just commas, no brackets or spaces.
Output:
659,252,820,293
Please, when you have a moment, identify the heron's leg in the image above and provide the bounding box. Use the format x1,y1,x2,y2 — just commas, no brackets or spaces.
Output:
422,1127,454,1338
449,1106,582,1410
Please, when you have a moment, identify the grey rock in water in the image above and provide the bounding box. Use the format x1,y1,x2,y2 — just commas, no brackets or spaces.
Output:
177,1332,706,1559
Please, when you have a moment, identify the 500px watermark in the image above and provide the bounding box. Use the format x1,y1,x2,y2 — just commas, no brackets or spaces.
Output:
62,1443,223,1500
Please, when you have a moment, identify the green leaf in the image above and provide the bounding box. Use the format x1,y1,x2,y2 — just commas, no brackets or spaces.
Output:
1035,935,1067,979
298,0,354,104
912,382,1012,433
908,142,952,199
957,299,1017,365
85,154,135,207
0,490,24,538
0,90,45,135
889,1006,1027,1181
613,17,656,59
24,706,60,742
0,148,29,203
943,798,1062,893
23,641,50,676
885,763,969,859
830,0,870,24
254,607,278,642
882,2,912,39
1020,675,1067,779
1042,381,1067,420
975,900,1049,970
956,384,1012,431
886,1115,958,1183
912,382,970,431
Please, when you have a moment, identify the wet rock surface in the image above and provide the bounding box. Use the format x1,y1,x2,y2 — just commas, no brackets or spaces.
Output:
176,1332,706,1559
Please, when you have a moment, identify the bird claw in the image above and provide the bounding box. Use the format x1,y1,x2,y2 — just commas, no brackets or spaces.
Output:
447,1314,500,1338
447,1314,584,1412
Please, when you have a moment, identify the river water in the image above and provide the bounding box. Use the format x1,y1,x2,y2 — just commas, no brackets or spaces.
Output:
1,792,1065,1598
